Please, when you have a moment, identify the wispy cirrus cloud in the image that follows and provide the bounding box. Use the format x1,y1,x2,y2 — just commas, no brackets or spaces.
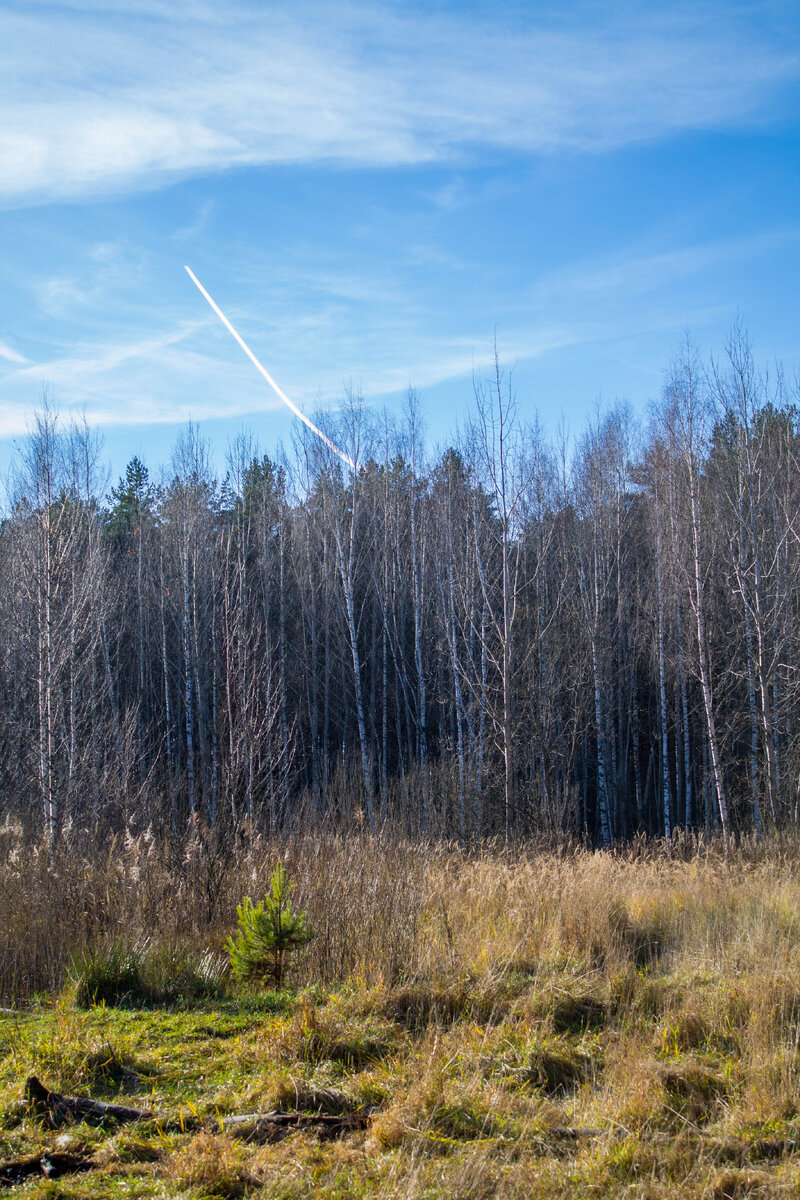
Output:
173,200,216,243
2,216,792,440
0,339,29,365
0,259,580,438
11,321,209,387
531,227,800,305
0,327,273,438
0,1,797,206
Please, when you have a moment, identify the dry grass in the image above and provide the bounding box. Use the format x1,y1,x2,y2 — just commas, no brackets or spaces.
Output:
0,819,430,1002
2,829,800,1195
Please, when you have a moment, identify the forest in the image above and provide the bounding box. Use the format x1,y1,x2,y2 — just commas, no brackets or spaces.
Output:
1,327,797,846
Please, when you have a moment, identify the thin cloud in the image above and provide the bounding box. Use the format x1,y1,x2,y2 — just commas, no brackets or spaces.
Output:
0,339,30,365
12,320,212,385
173,200,215,242
531,228,800,305
0,311,291,437
0,1,796,205
1,218,793,439
0,282,581,436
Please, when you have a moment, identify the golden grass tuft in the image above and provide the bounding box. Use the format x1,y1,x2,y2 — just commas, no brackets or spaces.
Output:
164,1130,257,1197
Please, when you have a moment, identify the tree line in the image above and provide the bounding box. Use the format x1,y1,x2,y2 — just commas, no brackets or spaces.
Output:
1,328,797,844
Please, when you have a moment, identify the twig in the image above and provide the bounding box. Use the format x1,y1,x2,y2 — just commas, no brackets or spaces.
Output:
212,1110,369,1142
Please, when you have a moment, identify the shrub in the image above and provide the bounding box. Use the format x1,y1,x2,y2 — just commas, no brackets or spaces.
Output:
227,863,313,988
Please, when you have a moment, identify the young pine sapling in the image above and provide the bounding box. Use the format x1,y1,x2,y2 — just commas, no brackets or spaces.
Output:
227,863,313,988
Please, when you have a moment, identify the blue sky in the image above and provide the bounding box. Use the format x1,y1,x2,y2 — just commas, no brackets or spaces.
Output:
0,0,798,487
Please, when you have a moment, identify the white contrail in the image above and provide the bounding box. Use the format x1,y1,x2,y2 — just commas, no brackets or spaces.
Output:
184,266,356,471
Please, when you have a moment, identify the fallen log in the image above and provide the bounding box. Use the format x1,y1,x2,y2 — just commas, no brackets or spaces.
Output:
0,1157,41,1188
751,1138,800,1160
24,1077,364,1144
212,1110,369,1143
0,1152,92,1187
25,1076,153,1128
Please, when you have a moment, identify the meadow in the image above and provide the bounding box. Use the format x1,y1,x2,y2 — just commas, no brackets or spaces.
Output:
1,828,800,1198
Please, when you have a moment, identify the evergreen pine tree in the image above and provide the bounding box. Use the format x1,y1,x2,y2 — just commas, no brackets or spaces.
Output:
226,864,313,987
